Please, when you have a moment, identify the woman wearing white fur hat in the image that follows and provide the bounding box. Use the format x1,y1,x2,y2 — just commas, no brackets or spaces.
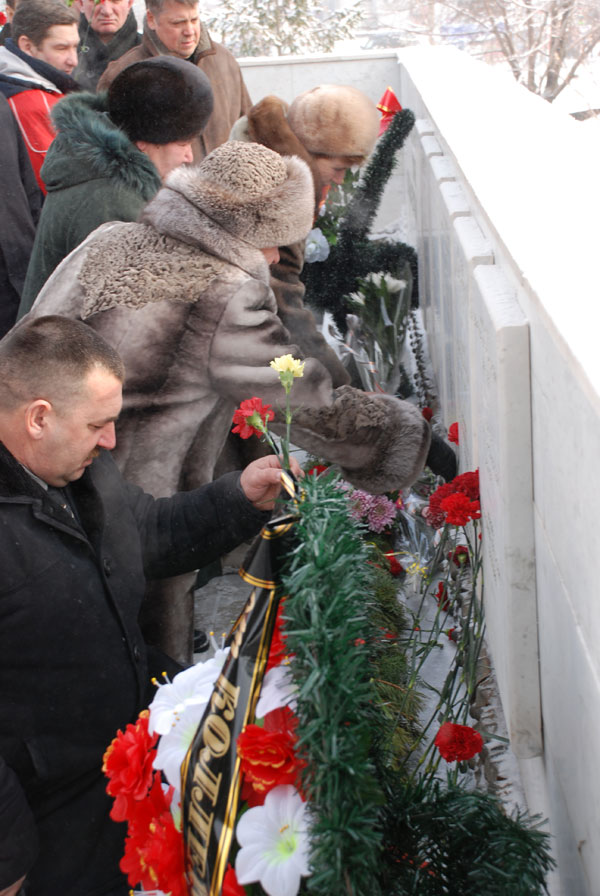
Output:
27,140,431,662
230,84,381,388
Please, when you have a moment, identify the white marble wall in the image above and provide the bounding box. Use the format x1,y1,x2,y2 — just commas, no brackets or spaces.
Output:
398,44,600,896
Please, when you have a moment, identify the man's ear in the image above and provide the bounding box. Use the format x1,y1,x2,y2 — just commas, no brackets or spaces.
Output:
25,400,52,440
73,0,85,13
146,8,157,30
17,34,36,56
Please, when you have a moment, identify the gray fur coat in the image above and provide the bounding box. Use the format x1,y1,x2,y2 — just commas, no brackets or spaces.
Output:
29,174,430,497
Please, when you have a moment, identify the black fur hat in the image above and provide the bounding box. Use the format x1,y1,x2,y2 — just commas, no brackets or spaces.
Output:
107,57,214,145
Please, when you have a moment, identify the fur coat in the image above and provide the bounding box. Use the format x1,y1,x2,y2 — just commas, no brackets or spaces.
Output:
29,166,430,498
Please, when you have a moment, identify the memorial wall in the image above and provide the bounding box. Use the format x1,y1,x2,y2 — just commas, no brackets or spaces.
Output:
398,44,600,896
240,45,600,895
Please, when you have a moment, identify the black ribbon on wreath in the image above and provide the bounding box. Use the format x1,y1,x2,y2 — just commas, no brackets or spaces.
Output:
181,471,299,896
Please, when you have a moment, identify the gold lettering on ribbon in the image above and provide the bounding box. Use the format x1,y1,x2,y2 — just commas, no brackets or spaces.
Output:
202,714,230,759
194,754,222,806
188,787,214,877
211,675,240,722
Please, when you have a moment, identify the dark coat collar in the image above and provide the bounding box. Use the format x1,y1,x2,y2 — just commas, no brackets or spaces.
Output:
78,9,139,56
0,441,47,500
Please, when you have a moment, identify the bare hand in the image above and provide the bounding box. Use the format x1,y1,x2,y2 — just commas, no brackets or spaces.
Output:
0,877,26,896
240,455,302,511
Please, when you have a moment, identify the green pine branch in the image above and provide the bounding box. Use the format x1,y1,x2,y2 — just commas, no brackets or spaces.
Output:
377,776,556,895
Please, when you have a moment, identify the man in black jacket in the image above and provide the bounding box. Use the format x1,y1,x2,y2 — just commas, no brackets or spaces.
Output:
0,316,292,896
73,0,141,90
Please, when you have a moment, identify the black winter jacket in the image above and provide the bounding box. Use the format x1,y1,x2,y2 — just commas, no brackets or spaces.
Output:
0,444,268,895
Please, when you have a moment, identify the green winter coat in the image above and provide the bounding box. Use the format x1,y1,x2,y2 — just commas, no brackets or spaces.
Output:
18,92,161,317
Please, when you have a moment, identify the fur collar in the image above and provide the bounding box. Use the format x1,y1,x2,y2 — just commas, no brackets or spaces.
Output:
41,92,161,195
76,221,258,317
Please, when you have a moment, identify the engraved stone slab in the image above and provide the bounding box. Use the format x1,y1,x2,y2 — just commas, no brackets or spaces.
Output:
469,265,541,757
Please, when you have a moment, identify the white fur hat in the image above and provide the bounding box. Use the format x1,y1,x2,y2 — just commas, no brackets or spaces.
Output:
287,85,379,161
164,141,315,248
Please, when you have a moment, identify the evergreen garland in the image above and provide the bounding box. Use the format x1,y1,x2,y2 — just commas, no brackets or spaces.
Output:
279,473,555,896
301,109,419,333
280,473,384,895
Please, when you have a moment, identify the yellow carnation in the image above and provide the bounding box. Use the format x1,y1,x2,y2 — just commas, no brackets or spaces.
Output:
270,355,305,377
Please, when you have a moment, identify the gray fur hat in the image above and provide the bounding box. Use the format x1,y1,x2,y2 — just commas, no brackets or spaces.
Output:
107,57,214,145
163,141,315,248
288,84,379,162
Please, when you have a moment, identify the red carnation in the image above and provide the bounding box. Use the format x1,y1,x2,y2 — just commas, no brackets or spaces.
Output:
434,581,450,611
434,721,484,762
448,422,459,444
421,406,433,422
0,11,6,25
384,551,404,577
103,710,158,822
453,469,480,500
440,493,481,526
120,773,185,894
238,707,303,800
426,469,480,528
223,864,247,896
307,463,328,476
232,397,274,439
449,545,470,567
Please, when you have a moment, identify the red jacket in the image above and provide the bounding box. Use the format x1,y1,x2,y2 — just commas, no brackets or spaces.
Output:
7,88,61,193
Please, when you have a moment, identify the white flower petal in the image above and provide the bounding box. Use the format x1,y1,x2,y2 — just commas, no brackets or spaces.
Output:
153,701,207,787
148,650,228,735
235,786,311,896
256,663,297,717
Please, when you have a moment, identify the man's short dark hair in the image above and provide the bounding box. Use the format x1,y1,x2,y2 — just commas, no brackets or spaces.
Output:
144,0,196,17
12,0,78,47
0,316,125,411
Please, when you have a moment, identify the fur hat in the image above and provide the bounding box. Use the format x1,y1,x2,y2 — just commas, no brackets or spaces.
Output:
287,85,379,161
107,57,214,145
164,141,315,248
